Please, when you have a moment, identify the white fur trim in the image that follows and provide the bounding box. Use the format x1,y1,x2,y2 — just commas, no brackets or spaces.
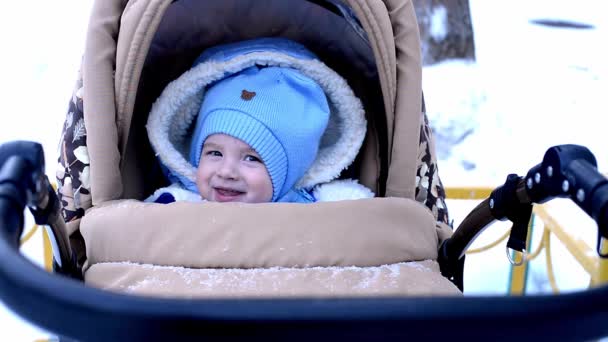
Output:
146,51,367,188
313,179,375,202
144,184,203,203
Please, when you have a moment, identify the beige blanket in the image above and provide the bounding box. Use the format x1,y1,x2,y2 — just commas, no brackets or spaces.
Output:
81,198,461,297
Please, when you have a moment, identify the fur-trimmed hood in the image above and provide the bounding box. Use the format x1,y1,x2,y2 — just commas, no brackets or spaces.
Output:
146,38,367,193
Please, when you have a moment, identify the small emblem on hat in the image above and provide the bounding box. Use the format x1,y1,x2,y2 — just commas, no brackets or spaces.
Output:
241,90,256,101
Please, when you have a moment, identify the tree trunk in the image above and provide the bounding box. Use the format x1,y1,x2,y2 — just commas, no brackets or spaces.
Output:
414,0,476,65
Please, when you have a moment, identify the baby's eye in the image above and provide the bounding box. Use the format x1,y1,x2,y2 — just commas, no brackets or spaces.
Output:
244,154,262,163
205,150,222,157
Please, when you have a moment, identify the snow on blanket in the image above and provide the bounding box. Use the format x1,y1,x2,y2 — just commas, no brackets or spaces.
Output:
85,260,462,297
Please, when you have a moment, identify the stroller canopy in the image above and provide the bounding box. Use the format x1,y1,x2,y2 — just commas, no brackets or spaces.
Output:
75,0,426,206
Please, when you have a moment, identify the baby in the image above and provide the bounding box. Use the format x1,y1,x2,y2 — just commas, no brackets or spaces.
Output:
146,38,373,204
188,64,329,203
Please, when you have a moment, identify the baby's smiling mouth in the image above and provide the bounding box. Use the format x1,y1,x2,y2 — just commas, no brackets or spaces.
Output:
213,187,245,200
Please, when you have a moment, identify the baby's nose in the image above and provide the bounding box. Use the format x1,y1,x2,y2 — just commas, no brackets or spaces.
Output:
217,159,239,179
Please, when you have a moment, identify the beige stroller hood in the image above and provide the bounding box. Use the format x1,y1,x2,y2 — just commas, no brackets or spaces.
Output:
56,0,458,297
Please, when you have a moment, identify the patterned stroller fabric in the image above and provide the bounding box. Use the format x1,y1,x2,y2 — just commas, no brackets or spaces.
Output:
58,69,89,223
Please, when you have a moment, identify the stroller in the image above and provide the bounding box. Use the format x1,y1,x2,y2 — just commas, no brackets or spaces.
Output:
1,0,607,340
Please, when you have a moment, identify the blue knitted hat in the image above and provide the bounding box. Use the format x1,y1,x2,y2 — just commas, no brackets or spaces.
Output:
189,65,330,201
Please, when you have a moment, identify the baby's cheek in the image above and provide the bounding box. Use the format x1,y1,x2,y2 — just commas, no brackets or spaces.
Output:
195,168,207,194
262,172,273,202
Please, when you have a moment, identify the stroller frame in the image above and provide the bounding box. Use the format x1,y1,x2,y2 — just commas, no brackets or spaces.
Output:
1,141,608,341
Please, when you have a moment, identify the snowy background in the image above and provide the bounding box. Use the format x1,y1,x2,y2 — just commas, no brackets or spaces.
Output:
0,0,606,340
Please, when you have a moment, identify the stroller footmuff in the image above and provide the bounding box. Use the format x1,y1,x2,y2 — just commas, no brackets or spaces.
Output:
81,198,461,297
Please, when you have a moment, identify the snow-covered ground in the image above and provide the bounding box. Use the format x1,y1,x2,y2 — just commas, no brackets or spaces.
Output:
427,0,607,186
424,0,606,296
0,0,606,340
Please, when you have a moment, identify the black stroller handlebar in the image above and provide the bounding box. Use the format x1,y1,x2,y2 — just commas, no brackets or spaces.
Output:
0,141,79,277
1,141,608,341
523,145,608,237
0,142,44,246
440,144,608,284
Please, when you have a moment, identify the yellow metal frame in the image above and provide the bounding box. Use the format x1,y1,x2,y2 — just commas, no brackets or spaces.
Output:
447,186,608,293
445,187,494,200
19,225,54,273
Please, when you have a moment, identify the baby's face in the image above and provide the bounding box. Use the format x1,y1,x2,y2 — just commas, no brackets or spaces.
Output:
196,134,273,203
